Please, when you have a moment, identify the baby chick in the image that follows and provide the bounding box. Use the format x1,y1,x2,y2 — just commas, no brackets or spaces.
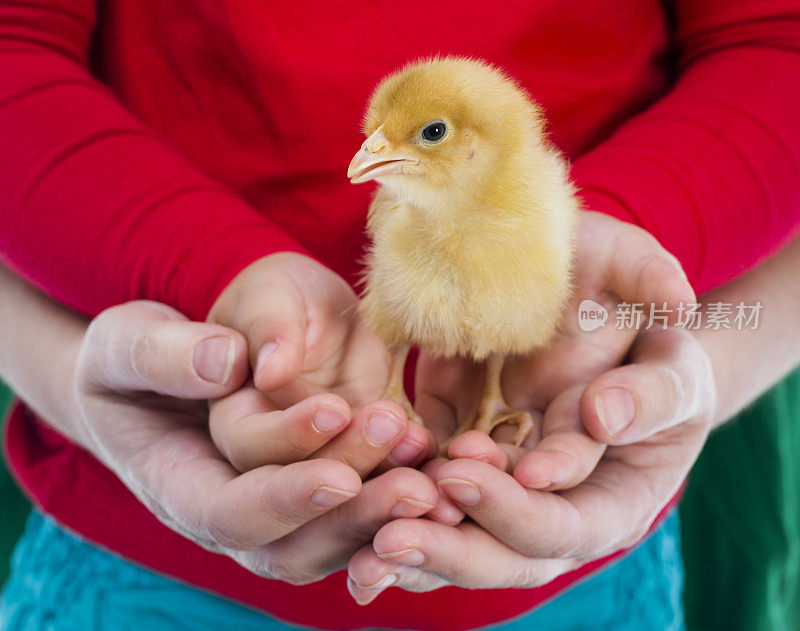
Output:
348,57,577,447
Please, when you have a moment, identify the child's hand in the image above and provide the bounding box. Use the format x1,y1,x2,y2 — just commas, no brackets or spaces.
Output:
206,252,432,476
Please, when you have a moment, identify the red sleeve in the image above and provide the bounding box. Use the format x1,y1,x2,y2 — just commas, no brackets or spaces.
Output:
572,0,800,293
0,1,309,321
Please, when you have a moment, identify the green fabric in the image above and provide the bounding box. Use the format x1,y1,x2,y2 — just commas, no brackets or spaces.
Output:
681,364,800,631
0,380,30,588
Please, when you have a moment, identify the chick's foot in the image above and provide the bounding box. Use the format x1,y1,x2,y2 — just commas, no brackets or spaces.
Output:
382,345,424,426
439,353,535,456
473,401,534,447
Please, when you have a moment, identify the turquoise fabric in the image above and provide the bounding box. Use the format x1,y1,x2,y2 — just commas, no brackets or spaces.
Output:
0,511,685,631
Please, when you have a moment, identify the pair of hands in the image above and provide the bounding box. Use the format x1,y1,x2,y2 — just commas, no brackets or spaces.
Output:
75,211,716,603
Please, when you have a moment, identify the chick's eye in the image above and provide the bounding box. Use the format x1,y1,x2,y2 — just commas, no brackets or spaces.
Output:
421,121,447,143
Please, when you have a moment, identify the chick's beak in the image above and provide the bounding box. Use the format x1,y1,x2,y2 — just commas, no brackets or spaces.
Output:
348,127,418,184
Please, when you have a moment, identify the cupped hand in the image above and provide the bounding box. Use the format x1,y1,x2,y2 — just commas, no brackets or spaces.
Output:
75,301,439,585
206,252,431,476
347,326,715,603
419,211,696,492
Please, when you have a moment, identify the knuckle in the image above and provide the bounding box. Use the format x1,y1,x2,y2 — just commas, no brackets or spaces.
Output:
128,326,158,382
656,363,685,403
613,223,658,259
636,252,674,294
620,520,651,550
281,427,315,462
268,494,312,531
323,445,367,476
226,447,256,474
342,508,377,542
377,466,415,494
514,562,553,588
343,521,376,544
202,501,256,552
524,537,578,560
209,414,257,472
220,432,258,473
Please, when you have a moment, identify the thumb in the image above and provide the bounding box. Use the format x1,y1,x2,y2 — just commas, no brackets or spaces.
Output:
79,301,249,399
244,287,307,392
583,213,696,324
580,328,715,444
209,278,307,392
205,256,310,392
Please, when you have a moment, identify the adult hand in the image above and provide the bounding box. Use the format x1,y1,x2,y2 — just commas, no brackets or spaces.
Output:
347,326,715,602
421,211,695,494
206,252,431,476
75,301,439,584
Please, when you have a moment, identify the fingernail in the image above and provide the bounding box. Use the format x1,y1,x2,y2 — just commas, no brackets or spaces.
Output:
193,336,235,384
437,478,482,506
377,548,426,566
525,478,551,490
365,411,405,445
347,576,391,606
312,406,348,433
255,342,279,376
310,486,357,508
595,388,636,437
390,497,435,519
388,437,425,465
350,573,397,591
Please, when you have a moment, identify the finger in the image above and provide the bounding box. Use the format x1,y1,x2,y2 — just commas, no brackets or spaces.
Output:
209,387,352,470
312,400,410,478
79,301,248,397
206,261,309,392
514,385,606,490
202,459,362,550
371,519,578,589
265,467,438,583
241,284,308,392
435,459,588,557
437,437,703,560
447,430,517,472
370,420,432,476
420,457,465,525
581,328,714,444
115,412,362,554
347,545,447,605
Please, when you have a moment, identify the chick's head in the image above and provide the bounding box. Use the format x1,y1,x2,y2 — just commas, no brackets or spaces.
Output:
348,56,544,206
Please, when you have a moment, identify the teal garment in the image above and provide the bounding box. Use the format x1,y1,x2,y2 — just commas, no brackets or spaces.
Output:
0,511,685,631
681,364,800,631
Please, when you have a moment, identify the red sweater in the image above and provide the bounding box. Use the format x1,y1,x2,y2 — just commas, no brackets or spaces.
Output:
2,1,800,629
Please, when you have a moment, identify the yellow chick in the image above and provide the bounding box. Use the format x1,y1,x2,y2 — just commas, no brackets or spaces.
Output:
348,57,577,447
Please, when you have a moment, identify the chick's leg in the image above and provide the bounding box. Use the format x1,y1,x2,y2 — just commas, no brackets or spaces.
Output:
471,353,534,446
382,344,424,425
